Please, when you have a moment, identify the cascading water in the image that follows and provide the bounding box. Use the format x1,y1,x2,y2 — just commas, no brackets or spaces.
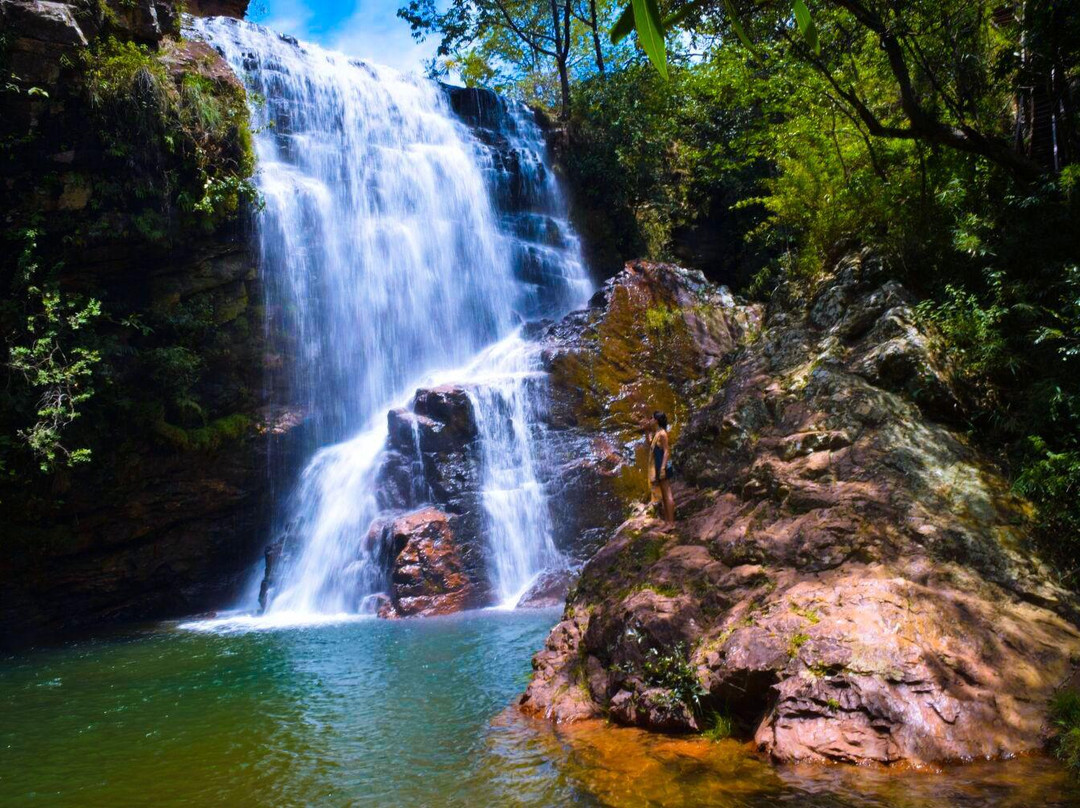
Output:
191,17,590,617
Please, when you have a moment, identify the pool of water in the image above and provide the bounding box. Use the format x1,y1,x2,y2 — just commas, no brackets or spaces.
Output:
0,609,1076,807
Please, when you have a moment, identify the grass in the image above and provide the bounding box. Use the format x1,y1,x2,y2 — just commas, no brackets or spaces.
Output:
1050,689,1080,773
702,710,734,742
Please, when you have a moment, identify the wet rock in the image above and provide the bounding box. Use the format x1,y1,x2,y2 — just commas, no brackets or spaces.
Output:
412,385,478,444
517,568,573,608
377,507,484,618
522,252,1080,768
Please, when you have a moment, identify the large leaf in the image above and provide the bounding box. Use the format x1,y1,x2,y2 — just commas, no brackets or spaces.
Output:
611,3,636,44
793,0,820,54
720,0,754,50
632,0,669,79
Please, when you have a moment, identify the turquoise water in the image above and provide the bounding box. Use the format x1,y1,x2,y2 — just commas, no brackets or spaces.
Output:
1,609,1076,807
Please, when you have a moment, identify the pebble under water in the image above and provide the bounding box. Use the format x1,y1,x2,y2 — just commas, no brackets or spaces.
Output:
1,610,1076,807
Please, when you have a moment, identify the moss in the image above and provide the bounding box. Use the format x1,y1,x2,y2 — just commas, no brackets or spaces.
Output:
572,531,672,605
80,36,257,243
634,582,682,597
644,304,680,332
153,412,252,452
790,602,821,624
788,632,810,659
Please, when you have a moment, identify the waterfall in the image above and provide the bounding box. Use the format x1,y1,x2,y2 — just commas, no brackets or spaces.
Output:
191,17,590,617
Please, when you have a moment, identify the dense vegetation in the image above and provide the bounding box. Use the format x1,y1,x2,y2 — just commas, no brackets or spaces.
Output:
404,0,1080,578
1,4,259,497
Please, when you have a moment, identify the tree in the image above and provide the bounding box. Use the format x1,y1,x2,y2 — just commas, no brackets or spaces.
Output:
614,0,1079,179
399,0,576,118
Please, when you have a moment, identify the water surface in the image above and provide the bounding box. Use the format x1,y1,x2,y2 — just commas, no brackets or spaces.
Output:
1,610,1076,807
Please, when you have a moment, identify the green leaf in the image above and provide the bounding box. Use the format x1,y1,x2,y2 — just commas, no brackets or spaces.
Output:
632,0,669,79
611,3,635,44
721,0,754,50
793,0,820,54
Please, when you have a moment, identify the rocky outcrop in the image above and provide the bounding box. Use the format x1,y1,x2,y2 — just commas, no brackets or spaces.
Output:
521,253,1080,767
532,259,762,554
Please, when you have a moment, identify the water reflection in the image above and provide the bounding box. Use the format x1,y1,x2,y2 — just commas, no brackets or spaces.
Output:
0,612,1075,807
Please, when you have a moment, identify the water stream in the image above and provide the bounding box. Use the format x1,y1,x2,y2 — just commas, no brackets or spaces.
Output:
190,17,589,617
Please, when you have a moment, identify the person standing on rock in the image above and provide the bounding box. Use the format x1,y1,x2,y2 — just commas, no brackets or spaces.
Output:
651,411,676,524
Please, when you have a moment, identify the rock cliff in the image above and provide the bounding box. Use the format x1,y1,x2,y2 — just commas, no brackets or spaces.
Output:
0,0,278,644
520,254,1080,767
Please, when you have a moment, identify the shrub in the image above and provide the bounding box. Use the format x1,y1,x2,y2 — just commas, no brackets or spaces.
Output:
82,37,257,239
641,643,708,714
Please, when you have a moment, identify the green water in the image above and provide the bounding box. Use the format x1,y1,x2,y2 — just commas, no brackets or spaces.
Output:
0,609,1076,807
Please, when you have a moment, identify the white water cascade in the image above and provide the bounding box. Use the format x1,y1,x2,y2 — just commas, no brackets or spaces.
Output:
191,18,590,618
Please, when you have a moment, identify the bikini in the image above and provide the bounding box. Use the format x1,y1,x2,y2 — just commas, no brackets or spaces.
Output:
652,431,666,481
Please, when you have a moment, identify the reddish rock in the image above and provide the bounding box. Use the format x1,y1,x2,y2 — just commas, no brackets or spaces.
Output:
377,508,481,618
521,253,1080,767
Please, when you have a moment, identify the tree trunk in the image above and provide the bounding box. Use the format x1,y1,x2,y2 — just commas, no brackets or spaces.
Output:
557,56,572,119
589,0,605,75
550,0,572,119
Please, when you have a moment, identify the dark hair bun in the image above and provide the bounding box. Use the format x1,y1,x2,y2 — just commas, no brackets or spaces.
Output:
653,410,668,429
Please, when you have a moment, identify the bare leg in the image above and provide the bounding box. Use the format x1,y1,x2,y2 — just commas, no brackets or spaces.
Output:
660,479,675,524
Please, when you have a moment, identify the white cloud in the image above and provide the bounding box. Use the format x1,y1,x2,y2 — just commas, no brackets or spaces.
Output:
331,2,438,73
254,0,438,74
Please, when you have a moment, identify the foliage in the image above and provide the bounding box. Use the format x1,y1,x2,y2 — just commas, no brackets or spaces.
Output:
640,642,708,713
701,709,734,741
1,23,261,482
1050,690,1080,774
3,230,101,472
553,0,1080,575
565,59,771,274
399,0,634,114
83,37,257,238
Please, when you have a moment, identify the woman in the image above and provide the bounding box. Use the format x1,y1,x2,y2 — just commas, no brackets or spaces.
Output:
650,410,675,524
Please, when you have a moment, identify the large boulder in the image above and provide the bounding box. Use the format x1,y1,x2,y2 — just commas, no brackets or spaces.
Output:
375,507,486,617
521,252,1080,767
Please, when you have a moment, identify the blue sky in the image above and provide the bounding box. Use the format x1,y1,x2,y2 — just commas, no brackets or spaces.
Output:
249,0,438,73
